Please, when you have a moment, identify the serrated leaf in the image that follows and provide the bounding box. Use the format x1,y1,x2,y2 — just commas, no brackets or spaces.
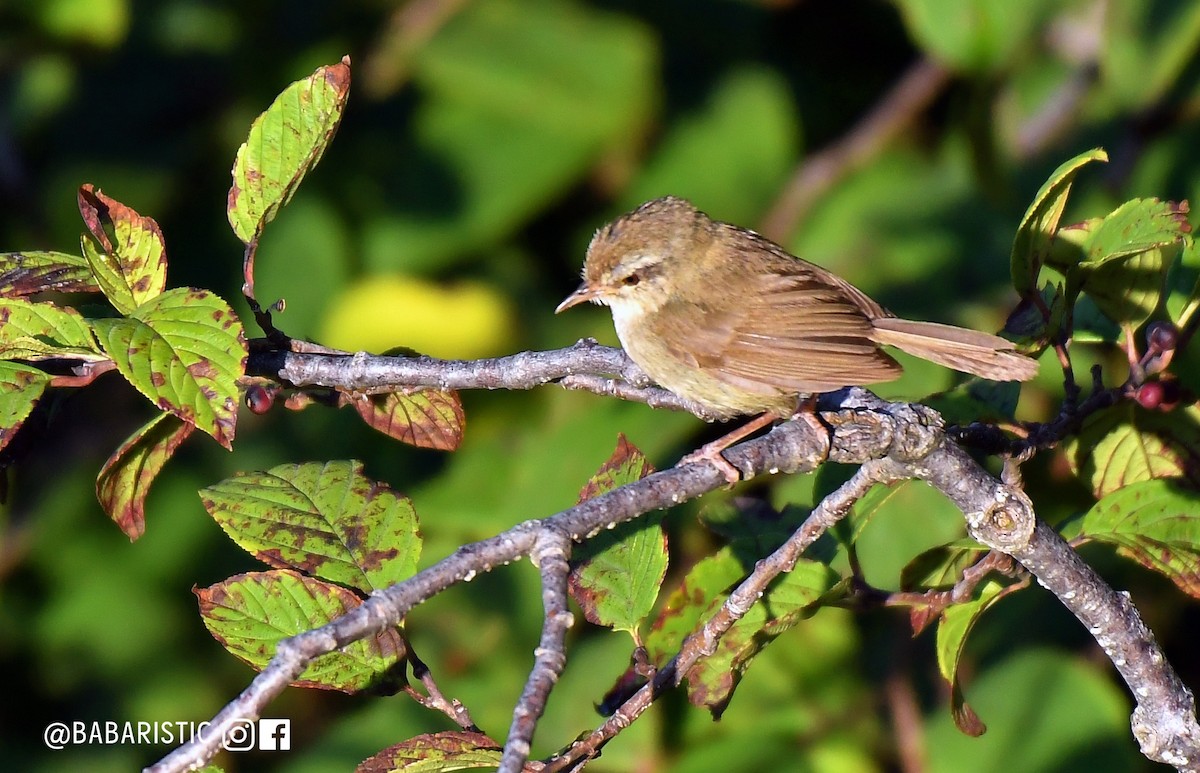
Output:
0,297,104,361
196,569,406,693
0,250,99,296
1078,199,1190,268
1064,403,1200,499
935,579,1009,736
348,389,465,451
0,361,50,455
77,184,168,315
1070,199,1187,328
91,287,247,449
644,540,840,715
683,559,837,716
645,547,744,667
201,460,421,593
1010,148,1107,296
357,731,503,773
569,436,664,636
1078,479,1200,598
227,57,350,246
96,412,195,540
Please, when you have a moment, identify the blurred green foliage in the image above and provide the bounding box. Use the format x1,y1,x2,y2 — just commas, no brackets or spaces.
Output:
2,0,1199,771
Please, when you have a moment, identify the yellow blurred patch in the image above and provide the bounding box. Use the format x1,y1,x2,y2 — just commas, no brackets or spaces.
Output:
319,276,518,359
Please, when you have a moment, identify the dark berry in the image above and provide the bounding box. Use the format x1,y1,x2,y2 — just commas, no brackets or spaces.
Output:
1146,321,1179,352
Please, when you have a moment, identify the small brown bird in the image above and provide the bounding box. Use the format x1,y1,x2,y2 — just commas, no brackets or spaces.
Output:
557,196,1038,479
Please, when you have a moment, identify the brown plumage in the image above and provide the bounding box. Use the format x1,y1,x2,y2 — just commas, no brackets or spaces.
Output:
558,196,1038,421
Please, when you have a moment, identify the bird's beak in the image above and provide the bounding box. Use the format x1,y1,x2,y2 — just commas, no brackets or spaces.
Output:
555,283,600,314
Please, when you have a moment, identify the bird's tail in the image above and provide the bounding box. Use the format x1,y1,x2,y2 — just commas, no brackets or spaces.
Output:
870,317,1038,382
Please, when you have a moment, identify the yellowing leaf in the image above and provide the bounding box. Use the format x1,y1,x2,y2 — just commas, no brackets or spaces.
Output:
228,58,350,245
196,570,406,693
91,287,247,449
201,461,422,593
96,412,195,540
77,184,167,314
0,251,98,296
348,389,465,451
0,361,50,455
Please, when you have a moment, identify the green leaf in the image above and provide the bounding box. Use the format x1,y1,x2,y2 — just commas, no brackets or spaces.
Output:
0,250,98,296
347,389,465,451
356,732,503,773
645,548,744,668
644,536,839,715
935,579,1008,736
1010,148,1108,296
227,58,351,245
1071,198,1188,327
1077,198,1189,268
0,297,105,361
683,559,837,716
1064,403,1200,499
201,460,422,593
77,184,168,315
895,0,1058,72
1165,235,1200,330
1078,243,1174,329
1078,479,1200,598
91,287,247,449
569,435,664,637
95,411,195,540
0,361,50,454
195,569,406,693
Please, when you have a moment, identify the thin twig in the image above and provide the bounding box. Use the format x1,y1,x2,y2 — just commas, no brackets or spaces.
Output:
499,530,574,773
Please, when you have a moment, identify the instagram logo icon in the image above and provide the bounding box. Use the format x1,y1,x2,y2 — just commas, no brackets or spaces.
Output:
221,719,255,751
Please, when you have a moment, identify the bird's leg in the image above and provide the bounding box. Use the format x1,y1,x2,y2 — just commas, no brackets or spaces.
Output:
678,412,779,484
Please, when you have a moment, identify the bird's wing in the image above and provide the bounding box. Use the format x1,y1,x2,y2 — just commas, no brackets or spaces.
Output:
651,270,903,394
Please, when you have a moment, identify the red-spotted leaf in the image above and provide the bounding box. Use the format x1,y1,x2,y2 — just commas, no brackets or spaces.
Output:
91,287,247,449
348,389,465,451
0,251,98,296
645,547,744,667
0,298,104,361
0,361,50,455
1065,403,1200,499
228,57,350,245
935,579,1013,736
96,411,196,540
201,460,421,593
196,569,406,693
681,556,836,716
1010,148,1108,296
1077,479,1200,598
357,731,503,773
77,185,167,315
568,435,665,638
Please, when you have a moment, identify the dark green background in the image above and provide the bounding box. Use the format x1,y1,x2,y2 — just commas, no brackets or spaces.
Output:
2,0,1198,770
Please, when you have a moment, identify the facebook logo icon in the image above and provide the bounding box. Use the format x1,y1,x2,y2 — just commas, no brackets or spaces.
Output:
258,719,291,751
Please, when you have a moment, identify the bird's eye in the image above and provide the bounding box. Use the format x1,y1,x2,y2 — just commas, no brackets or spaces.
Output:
622,273,640,287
